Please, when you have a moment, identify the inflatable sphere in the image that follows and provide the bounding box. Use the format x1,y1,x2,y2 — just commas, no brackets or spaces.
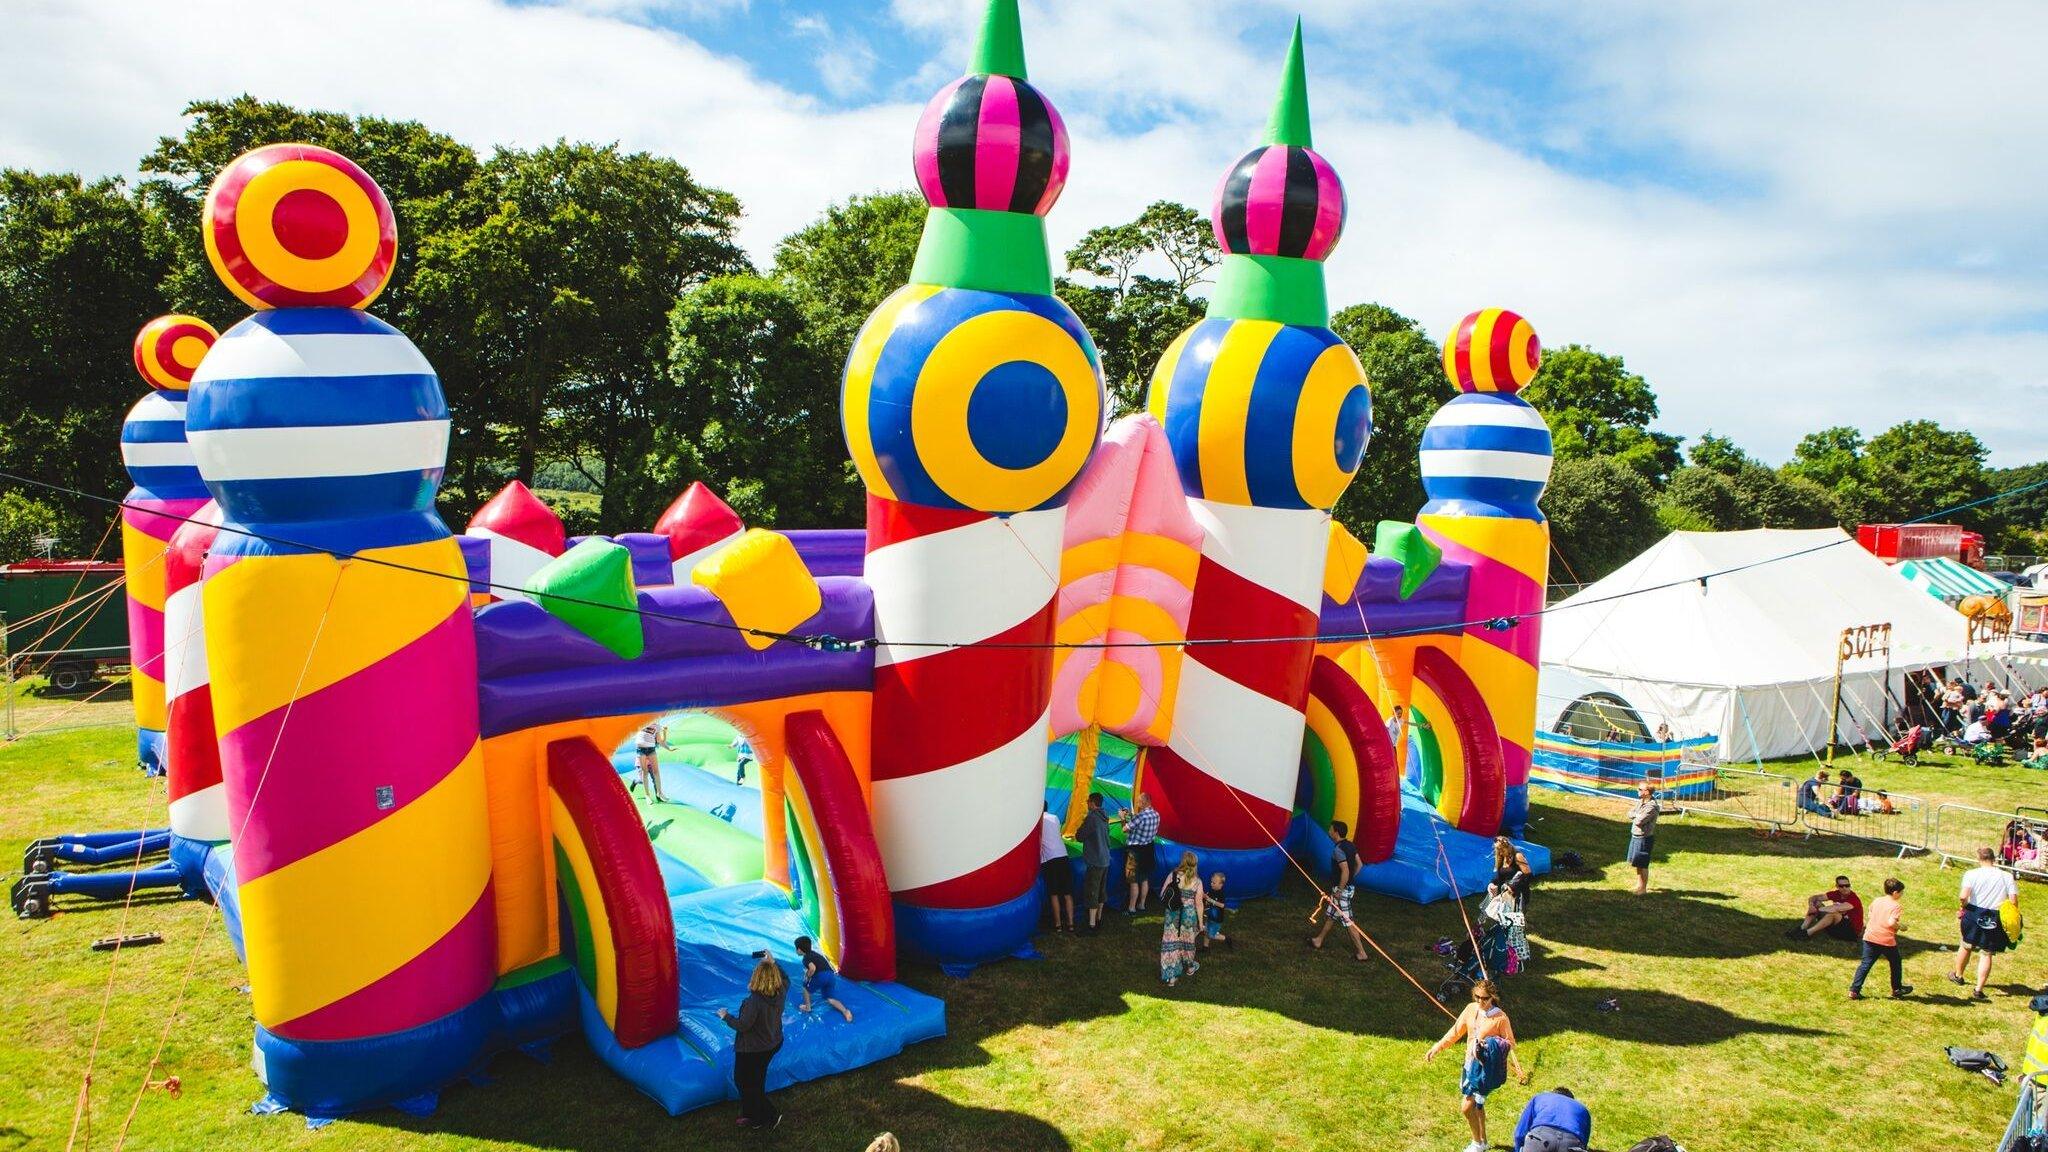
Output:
1444,307,1542,395
842,284,1102,513
1148,317,1371,510
1211,143,1345,262
132,314,218,394
186,308,449,533
913,73,1070,215
203,143,398,311
1420,392,1554,517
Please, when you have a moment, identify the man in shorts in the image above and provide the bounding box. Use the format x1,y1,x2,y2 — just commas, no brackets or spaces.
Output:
1787,874,1863,941
1038,803,1074,932
1078,793,1112,932
1120,792,1161,913
1952,845,2019,999
1308,820,1370,961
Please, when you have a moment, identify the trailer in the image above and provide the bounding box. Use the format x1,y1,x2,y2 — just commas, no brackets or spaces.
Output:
0,559,129,693
1856,523,1985,568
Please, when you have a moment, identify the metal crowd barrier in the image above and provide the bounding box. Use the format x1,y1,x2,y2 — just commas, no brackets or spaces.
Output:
1804,782,1930,855
1932,802,2048,880
1672,766,1803,832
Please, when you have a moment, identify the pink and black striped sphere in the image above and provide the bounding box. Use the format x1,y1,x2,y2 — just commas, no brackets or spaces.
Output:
913,73,1070,216
1211,144,1345,262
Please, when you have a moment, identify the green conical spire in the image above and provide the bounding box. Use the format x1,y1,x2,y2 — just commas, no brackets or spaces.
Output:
1208,20,1330,327
1265,19,1313,148
971,0,1028,78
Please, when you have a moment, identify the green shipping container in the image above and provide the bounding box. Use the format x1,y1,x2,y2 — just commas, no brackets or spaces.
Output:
0,560,129,690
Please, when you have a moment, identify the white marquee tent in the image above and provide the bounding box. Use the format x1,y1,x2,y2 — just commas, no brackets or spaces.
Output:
1540,528,2047,762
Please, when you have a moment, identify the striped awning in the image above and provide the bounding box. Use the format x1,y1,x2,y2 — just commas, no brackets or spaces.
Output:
1896,556,2007,604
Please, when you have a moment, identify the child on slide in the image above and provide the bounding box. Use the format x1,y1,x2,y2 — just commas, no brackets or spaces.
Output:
795,936,854,1022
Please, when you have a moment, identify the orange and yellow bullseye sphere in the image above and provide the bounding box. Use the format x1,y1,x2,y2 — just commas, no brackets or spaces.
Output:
203,144,397,311
132,314,219,393
1443,308,1541,394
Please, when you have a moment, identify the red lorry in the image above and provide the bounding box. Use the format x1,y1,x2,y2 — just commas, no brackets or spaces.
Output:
1856,523,1986,568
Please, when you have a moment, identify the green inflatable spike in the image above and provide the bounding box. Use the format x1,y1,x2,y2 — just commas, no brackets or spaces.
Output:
1206,22,1330,327
1373,520,1443,601
1266,19,1313,149
971,0,1028,78
526,538,644,660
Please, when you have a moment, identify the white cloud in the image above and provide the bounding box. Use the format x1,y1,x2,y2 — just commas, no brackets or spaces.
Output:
3,0,2044,467
0,0,910,263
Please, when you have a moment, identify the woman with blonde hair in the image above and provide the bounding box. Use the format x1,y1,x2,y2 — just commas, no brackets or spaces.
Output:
1425,979,1527,1152
718,954,789,1128
1159,850,1206,986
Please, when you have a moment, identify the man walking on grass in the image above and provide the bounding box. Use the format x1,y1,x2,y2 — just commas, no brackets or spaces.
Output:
1952,846,2018,1000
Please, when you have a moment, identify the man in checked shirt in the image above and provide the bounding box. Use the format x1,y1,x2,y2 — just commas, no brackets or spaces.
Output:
1120,792,1161,914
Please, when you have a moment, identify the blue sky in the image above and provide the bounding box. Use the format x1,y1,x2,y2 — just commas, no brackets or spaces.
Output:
5,0,2046,464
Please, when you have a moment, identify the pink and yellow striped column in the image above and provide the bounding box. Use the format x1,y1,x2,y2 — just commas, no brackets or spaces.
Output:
121,314,219,773
186,143,494,1112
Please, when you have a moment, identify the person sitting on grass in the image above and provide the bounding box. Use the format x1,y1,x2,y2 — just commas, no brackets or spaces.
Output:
1796,769,1833,819
1786,874,1863,942
1512,1085,1592,1152
1830,768,1863,815
794,935,853,1022
2026,736,2048,770
1963,714,1996,746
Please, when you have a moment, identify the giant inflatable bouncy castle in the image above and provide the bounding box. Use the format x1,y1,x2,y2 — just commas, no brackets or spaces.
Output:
14,0,1555,1120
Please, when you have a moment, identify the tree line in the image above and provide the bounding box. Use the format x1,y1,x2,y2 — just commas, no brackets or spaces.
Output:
0,97,2033,584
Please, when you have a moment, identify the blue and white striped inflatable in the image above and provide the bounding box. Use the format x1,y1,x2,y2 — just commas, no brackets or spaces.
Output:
186,308,450,554
1418,392,1553,518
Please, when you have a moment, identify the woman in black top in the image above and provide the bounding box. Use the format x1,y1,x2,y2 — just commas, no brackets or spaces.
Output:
719,955,789,1128
1488,836,1532,909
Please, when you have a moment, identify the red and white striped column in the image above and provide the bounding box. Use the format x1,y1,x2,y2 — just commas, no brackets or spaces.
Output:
163,501,228,851
1141,501,1325,892
864,497,1064,960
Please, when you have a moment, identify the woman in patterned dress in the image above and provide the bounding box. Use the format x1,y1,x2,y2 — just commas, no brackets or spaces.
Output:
1159,851,1206,986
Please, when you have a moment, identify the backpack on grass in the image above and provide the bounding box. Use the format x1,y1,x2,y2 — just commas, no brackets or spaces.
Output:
1946,1045,2009,1085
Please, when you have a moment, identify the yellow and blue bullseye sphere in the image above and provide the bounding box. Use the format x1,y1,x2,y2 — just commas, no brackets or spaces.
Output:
842,284,1104,512
1147,318,1371,511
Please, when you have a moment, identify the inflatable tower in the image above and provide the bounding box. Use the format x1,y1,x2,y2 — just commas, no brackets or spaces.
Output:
163,500,228,886
1143,24,1372,894
1418,309,1553,837
121,314,220,773
187,144,496,1108
842,0,1104,964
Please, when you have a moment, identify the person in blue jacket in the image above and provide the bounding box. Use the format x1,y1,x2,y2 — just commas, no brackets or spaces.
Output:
1512,1085,1592,1152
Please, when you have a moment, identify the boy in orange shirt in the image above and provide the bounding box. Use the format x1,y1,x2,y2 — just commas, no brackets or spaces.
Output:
1849,877,1912,1000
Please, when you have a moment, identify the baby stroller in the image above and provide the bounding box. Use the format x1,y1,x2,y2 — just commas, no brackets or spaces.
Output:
1875,724,1927,766
1436,894,1530,1002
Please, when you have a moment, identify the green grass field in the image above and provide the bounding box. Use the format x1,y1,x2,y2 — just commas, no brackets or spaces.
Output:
5,726,2047,1151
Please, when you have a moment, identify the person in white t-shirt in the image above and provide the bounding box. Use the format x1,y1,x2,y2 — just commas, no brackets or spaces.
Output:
1038,803,1074,933
1951,846,2020,999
